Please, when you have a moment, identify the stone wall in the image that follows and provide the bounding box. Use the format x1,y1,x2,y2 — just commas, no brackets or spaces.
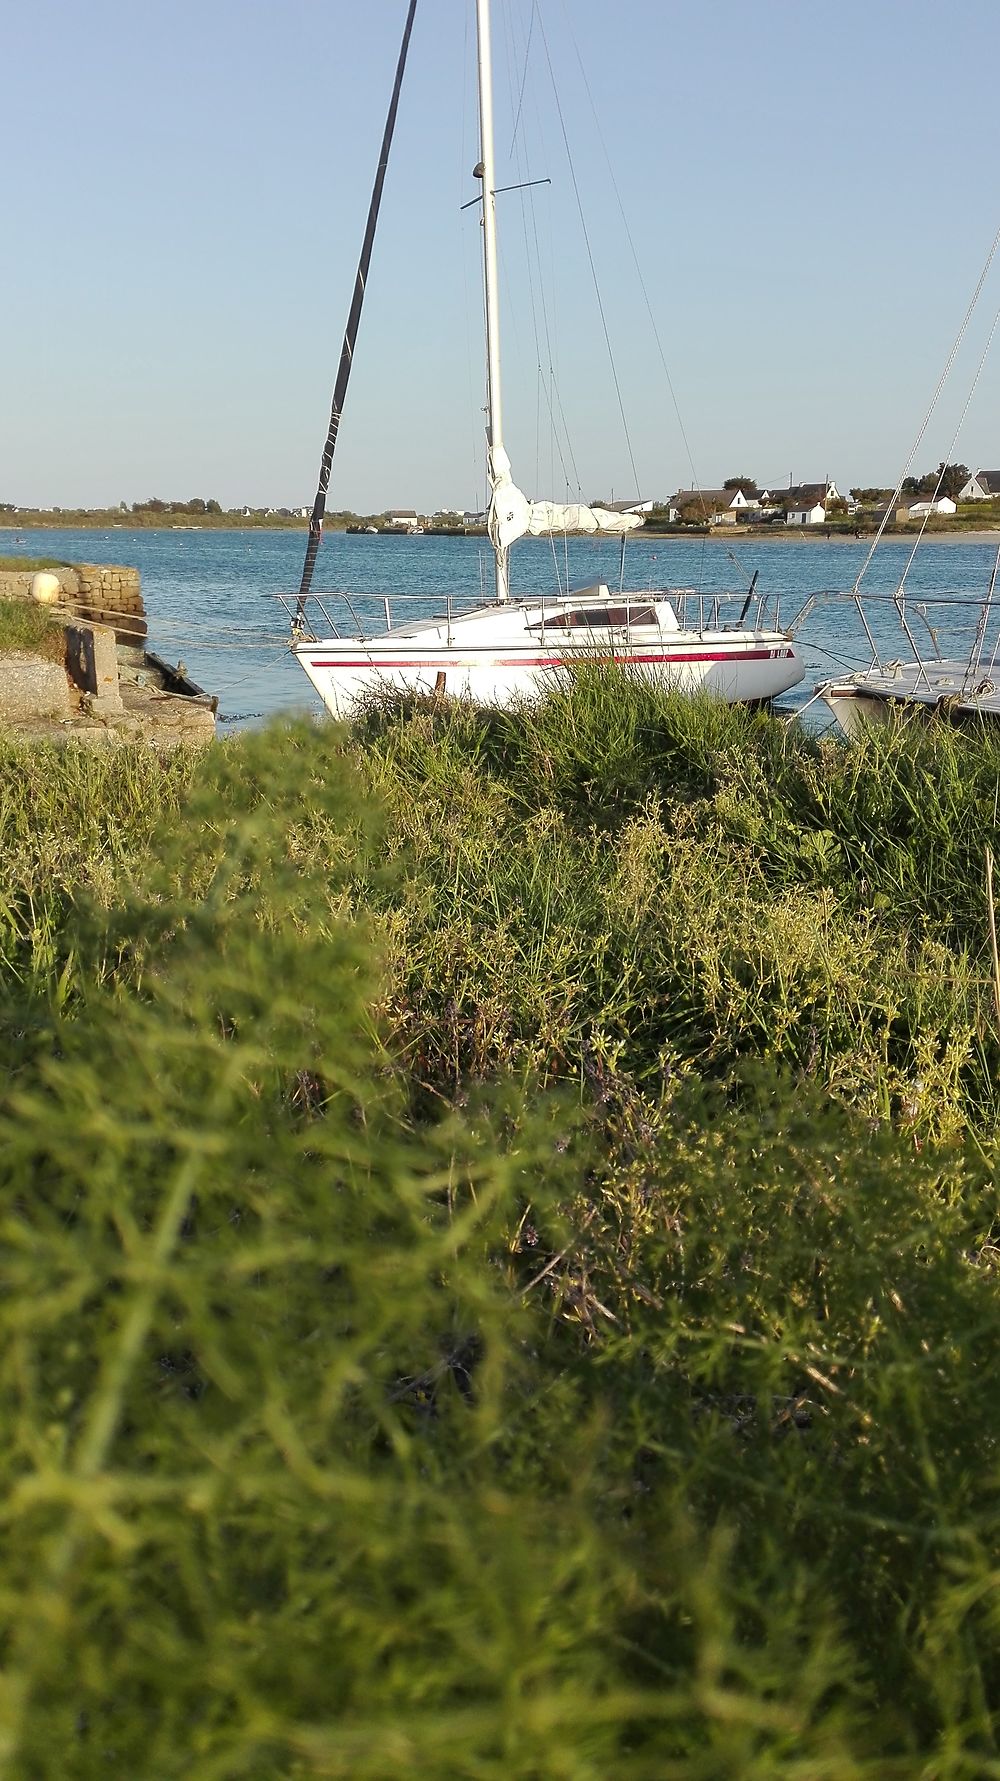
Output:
73,565,145,641
0,568,66,601
0,564,147,644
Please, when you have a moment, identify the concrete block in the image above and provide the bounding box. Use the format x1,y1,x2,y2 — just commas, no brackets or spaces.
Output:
0,653,72,721
64,618,124,712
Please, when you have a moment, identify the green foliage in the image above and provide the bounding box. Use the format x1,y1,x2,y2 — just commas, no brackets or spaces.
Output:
641,502,677,531
0,556,69,572
0,734,195,988
2,705,1000,1774
919,462,970,499
131,496,223,515
0,597,64,662
352,677,1000,1135
850,487,892,505
4,508,309,531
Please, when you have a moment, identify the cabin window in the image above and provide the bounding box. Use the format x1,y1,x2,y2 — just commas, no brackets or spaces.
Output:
533,605,659,630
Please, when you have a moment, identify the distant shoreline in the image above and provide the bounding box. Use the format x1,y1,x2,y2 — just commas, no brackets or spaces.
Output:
3,520,1000,544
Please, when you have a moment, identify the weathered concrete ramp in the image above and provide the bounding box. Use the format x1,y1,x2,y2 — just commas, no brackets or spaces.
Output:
0,653,73,723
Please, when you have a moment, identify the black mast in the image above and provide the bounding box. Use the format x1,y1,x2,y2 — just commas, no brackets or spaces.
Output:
296,0,418,614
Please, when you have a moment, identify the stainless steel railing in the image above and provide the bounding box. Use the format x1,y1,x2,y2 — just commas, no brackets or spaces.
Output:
277,586,787,644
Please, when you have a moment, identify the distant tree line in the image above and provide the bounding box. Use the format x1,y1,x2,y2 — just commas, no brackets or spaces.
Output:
129,497,223,515
850,464,971,504
901,462,969,499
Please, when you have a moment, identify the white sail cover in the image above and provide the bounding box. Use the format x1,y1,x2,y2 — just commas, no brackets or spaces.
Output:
487,446,643,554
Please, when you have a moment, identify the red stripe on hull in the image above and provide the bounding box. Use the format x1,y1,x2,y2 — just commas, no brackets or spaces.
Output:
308,648,793,669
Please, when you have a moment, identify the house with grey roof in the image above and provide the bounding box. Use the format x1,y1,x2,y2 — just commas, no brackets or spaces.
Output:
958,471,1000,500
756,480,841,526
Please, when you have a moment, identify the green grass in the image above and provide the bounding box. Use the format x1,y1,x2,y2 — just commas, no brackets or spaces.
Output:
345,676,1000,1137
0,733,197,990
0,596,66,662
3,690,1000,1775
0,554,69,571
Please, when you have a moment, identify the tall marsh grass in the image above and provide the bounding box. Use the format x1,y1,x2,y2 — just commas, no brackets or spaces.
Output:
1,686,1000,1776
0,736,195,989
0,596,64,662
353,676,1000,1136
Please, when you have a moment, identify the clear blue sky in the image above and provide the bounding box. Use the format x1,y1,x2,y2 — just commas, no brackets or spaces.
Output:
5,0,1000,512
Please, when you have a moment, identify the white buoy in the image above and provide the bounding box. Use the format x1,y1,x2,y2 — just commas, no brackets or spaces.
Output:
30,571,62,605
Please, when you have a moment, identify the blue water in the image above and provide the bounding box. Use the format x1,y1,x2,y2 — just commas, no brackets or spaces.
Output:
4,525,998,727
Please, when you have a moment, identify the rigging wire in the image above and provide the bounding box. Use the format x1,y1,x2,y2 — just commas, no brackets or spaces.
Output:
894,300,1000,607
532,4,642,504
851,218,1000,606
967,536,1000,684
502,0,581,500
552,0,759,593
508,0,538,159
498,5,562,490
554,0,697,493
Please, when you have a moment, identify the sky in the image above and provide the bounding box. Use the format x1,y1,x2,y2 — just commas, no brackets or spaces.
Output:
5,0,1000,513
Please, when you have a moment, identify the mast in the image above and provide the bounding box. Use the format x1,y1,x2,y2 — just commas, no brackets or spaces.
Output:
296,0,418,615
475,0,510,604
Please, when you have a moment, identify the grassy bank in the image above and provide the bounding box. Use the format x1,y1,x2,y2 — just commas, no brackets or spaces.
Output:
2,686,1000,1776
0,554,71,571
0,596,66,663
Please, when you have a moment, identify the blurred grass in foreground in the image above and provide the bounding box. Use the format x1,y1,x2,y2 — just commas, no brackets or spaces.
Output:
1,685,1000,1775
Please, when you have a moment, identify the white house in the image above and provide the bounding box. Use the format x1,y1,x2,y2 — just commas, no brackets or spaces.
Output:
958,471,1000,501
667,487,750,524
896,494,957,519
385,509,419,530
760,480,840,525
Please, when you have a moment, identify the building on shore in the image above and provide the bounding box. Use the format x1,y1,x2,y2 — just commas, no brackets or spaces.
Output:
958,471,1000,501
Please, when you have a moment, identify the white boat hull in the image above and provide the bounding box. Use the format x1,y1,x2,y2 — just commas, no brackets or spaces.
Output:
295,630,803,716
819,660,1000,736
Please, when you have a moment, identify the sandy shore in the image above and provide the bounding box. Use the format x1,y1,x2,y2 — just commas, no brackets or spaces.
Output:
645,528,1000,545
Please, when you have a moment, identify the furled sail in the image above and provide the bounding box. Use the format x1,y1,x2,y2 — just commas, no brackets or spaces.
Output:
487,446,644,555
524,499,644,536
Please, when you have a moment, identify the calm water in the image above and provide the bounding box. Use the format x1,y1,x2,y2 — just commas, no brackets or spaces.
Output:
5,525,999,728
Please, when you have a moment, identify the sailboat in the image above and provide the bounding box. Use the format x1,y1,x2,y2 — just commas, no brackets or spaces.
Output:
817,526,1000,736
288,1,805,717
817,224,1000,735
818,574,1000,735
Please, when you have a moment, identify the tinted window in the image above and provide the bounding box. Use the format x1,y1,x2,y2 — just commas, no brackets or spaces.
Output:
534,605,659,630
